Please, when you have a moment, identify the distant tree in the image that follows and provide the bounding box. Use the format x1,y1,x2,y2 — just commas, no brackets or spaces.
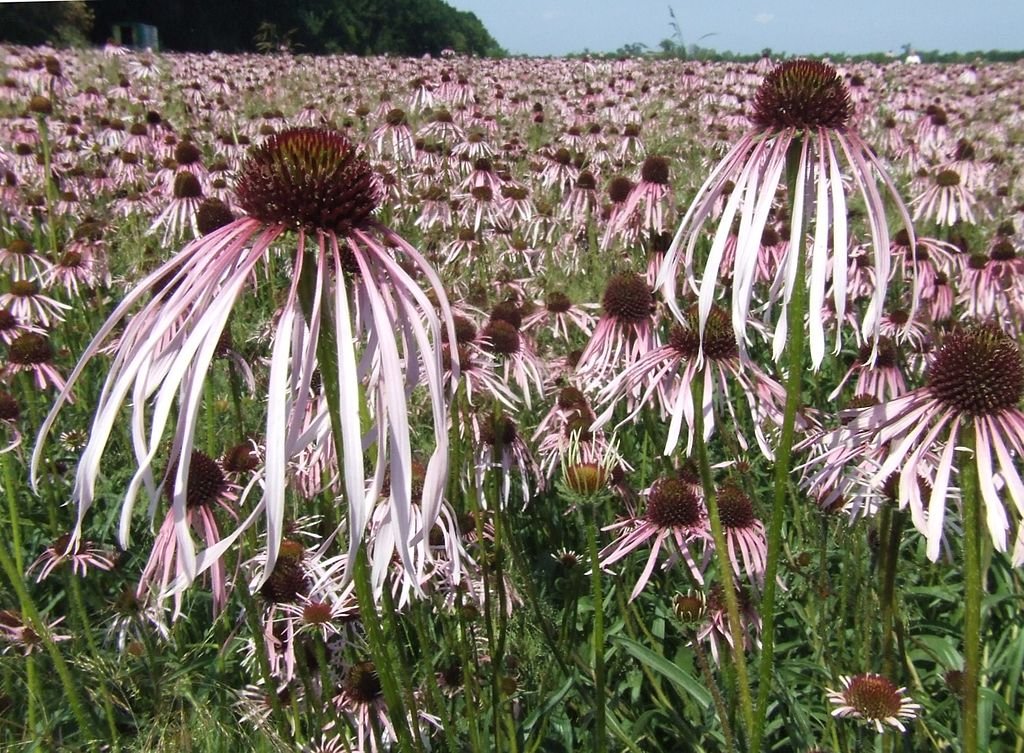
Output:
0,1,94,47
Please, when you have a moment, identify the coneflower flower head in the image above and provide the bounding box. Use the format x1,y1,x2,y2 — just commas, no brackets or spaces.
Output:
750,60,853,131
34,127,455,599
659,59,914,370
236,129,379,235
926,324,1023,415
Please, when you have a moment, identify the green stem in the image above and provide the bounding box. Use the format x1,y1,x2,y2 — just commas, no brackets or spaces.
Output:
588,505,607,753
351,551,417,753
961,427,981,753
35,116,60,256
67,575,120,747
879,508,905,678
1,450,25,575
0,537,97,746
751,141,810,753
692,629,736,753
692,379,755,742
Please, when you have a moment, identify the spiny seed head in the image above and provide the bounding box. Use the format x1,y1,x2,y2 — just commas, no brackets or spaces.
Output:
9,279,39,297
646,477,702,528
345,661,383,703
607,176,633,203
0,308,17,331
480,414,517,447
935,169,961,187
716,483,757,529
481,320,520,355
841,674,907,723
8,332,52,365
545,291,572,313
669,305,737,360
926,324,1024,415
0,391,19,422
163,450,227,509
490,301,523,329
172,171,203,199
751,60,852,131
991,239,1016,261
222,442,259,474
259,539,309,603
236,128,379,235
601,272,654,322
196,198,236,235
449,314,477,344
576,171,597,190
174,141,202,165
6,239,32,256
640,155,670,185
28,95,52,115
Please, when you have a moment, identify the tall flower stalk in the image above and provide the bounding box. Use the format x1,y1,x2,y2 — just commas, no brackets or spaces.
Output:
657,60,917,751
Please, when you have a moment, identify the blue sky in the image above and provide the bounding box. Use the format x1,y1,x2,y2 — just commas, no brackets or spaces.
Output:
445,0,1024,57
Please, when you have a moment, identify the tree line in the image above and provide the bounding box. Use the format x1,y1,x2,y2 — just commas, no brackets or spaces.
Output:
0,0,504,57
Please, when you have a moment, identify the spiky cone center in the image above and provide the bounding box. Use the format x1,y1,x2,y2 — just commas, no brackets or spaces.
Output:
6,239,32,256
9,279,39,297
480,414,517,447
841,674,907,722
8,333,53,365
935,169,961,188
669,305,737,360
545,291,572,313
991,239,1016,261
0,308,18,332
490,301,523,329
301,600,334,625
345,661,383,703
0,390,19,421
222,442,259,474
715,483,757,529
602,272,654,322
646,477,702,528
481,320,521,356
858,337,899,368
926,324,1024,415
751,60,852,131
673,592,707,624
259,539,309,603
564,462,608,495
58,250,83,269
607,176,633,203
196,198,235,235
235,127,380,236
174,141,202,165
163,450,228,509
639,156,670,185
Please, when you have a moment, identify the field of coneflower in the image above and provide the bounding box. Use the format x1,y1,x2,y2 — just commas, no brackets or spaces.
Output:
1,43,1024,753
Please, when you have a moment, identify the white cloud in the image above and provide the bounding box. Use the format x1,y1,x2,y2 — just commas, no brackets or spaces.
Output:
754,12,775,24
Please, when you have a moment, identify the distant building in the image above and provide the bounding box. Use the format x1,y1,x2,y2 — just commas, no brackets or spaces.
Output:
111,22,159,52
905,52,922,65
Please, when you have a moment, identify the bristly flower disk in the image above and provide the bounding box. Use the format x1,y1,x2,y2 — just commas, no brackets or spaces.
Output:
34,127,457,601
236,129,379,235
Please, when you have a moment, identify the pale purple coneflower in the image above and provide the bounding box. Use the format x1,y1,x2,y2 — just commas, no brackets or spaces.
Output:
911,168,979,227
657,59,915,369
695,581,762,665
828,673,920,733
520,290,597,341
0,610,70,656
575,271,660,393
0,277,70,328
594,303,787,459
135,450,238,619
33,127,457,598
828,338,908,403
5,332,67,391
28,532,116,581
819,323,1024,563
600,475,711,600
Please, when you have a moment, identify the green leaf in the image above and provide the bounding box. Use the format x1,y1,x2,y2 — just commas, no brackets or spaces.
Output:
612,636,712,706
